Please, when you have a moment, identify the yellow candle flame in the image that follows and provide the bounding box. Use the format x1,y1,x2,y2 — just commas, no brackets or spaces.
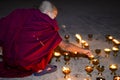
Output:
62,66,70,73
113,39,120,44
108,36,113,40
104,48,111,51
74,51,78,54
84,43,89,46
75,34,82,42
112,47,119,51
110,64,118,69
81,40,86,44
114,76,120,79
54,52,61,56
89,55,94,59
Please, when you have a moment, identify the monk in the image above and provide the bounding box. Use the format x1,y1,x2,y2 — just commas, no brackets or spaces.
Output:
0,0,93,78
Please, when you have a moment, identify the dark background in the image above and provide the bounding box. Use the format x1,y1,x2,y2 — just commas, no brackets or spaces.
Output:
0,0,120,38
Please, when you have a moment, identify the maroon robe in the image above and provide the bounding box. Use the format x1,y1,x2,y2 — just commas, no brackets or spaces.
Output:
0,8,62,77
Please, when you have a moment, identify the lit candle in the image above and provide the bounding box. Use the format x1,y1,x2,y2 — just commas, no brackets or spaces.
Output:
64,52,70,65
88,55,95,64
104,48,111,57
114,76,120,80
62,66,71,74
54,52,61,62
109,64,118,70
104,48,111,52
112,39,120,44
81,40,86,46
109,64,118,75
85,65,94,76
92,59,99,66
75,34,82,46
84,78,91,80
96,77,105,80
54,52,61,57
108,36,113,40
112,47,119,56
112,47,119,52
89,55,95,60
84,43,89,49
62,66,71,78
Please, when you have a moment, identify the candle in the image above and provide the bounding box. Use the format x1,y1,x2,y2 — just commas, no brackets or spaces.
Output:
64,34,70,40
85,65,94,76
104,48,111,57
96,77,105,80
84,78,91,80
109,64,118,75
89,55,95,60
114,76,120,80
54,52,61,62
92,59,99,66
104,48,111,52
81,40,87,48
85,66,94,73
109,64,118,70
75,34,82,45
112,47,119,52
64,52,70,65
62,66,71,77
84,43,89,49
108,36,113,40
54,52,61,57
112,39,120,45
112,47,119,56
88,34,93,41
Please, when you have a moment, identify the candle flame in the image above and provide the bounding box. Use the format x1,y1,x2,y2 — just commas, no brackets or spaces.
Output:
108,36,113,40
113,39,120,44
54,52,61,56
75,34,82,41
110,64,118,69
104,48,111,51
112,47,119,51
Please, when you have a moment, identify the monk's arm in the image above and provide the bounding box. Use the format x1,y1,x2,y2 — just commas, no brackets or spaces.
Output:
58,40,93,57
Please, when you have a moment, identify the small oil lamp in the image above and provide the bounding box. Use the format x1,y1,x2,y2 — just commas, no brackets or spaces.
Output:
96,65,105,76
113,75,120,80
62,66,71,78
95,49,101,57
112,39,120,47
112,47,119,57
108,35,114,44
84,43,89,49
54,52,61,62
88,55,95,64
109,64,118,75
64,52,71,65
96,77,105,80
92,59,99,68
108,36,113,40
64,34,70,42
85,65,94,76
88,34,93,41
81,40,87,48
104,48,111,57
84,78,91,80
75,34,82,46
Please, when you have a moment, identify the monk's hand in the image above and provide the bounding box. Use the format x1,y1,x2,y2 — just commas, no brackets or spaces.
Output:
82,49,93,57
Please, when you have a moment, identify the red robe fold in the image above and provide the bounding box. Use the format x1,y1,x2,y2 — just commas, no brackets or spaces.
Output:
0,8,62,78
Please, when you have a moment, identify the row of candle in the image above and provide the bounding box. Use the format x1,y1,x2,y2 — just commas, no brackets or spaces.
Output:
54,52,119,79
106,35,120,46
61,63,119,80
